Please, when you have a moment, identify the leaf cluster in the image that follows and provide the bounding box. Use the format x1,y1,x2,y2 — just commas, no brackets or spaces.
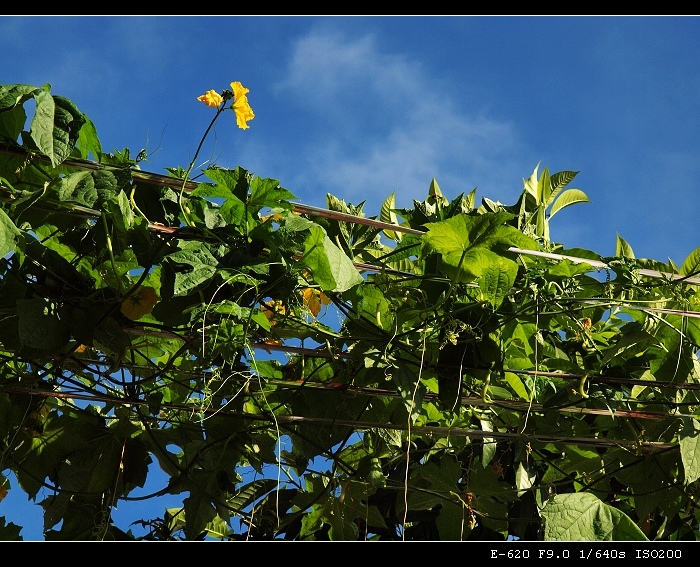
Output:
1,83,700,541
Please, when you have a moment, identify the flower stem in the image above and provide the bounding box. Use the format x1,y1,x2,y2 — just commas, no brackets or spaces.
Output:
179,103,226,226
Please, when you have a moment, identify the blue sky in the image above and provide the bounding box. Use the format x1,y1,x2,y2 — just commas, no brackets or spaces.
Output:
1,14,700,539
3,16,700,262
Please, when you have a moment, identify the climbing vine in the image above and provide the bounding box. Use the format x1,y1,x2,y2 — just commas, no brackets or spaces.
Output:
1,82,700,540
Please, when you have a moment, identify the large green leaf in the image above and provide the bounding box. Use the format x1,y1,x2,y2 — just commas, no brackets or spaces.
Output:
679,417,700,485
28,90,86,167
348,282,393,331
541,493,648,541
249,175,297,210
0,84,40,142
0,208,21,258
200,166,248,200
183,487,218,539
0,83,42,110
424,212,515,252
424,213,537,258
16,298,71,351
422,214,534,286
298,224,363,292
166,243,219,295
49,169,121,208
477,252,518,308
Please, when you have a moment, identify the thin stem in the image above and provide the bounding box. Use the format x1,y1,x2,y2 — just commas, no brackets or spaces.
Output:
178,103,227,226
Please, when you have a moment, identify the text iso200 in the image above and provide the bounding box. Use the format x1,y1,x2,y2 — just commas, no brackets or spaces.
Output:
635,549,681,559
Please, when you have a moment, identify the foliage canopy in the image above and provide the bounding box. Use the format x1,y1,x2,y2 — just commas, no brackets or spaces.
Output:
2,82,700,541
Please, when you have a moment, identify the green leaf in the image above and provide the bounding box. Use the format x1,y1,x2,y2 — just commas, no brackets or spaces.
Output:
425,212,515,252
0,208,22,257
166,243,219,296
0,84,39,140
424,213,537,266
76,116,101,161
538,166,552,204
541,493,648,541
50,169,121,208
680,246,700,278
93,315,131,357
299,503,325,538
0,105,27,142
104,190,135,232
548,188,590,219
523,163,540,199
599,328,654,367
379,192,402,242
30,90,59,160
549,170,579,199
0,83,42,110
227,479,278,514
29,90,85,167
683,316,700,349
679,417,700,485
200,166,247,200
299,224,363,292
406,457,462,510
16,298,70,351
547,259,598,278
0,517,23,541
51,170,97,206
481,419,496,466
504,371,530,401
392,360,424,420
14,413,99,500
515,462,535,496
183,491,217,540
349,283,393,332
477,252,518,308
249,176,297,210
540,444,602,485
326,498,360,541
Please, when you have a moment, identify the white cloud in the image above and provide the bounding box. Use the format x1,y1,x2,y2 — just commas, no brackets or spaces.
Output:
272,28,528,210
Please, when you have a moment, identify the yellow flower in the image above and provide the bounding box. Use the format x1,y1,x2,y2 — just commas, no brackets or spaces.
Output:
261,212,284,223
230,81,255,129
121,286,159,320
197,89,223,108
260,299,286,326
301,288,331,317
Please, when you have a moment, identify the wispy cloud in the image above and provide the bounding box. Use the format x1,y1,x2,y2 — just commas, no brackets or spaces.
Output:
268,28,529,210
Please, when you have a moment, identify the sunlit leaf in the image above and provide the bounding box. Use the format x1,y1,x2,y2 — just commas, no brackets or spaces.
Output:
548,188,590,219
541,493,647,541
299,224,363,292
